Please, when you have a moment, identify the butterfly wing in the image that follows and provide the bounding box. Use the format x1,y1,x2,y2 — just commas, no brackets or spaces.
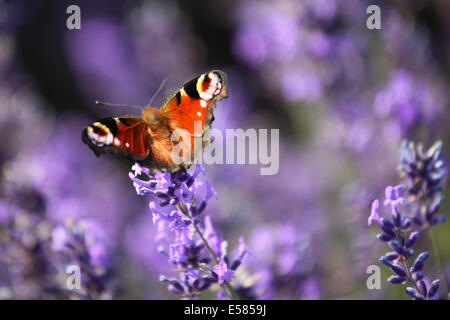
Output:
82,115,151,161
158,70,227,167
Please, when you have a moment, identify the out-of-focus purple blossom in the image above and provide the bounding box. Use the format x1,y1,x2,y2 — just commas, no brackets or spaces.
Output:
232,0,335,103
3,117,135,241
0,113,130,299
0,200,57,299
374,70,445,131
0,32,51,167
232,1,301,67
0,198,117,299
51,225,70,251
281,72,323,103
130,164,247,299
237,223,320,300
50,220,118,299
0,17,133,297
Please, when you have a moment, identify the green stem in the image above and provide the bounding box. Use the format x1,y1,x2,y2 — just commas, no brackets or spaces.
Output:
395,230,421,296
179,203,241,300
428,228,449,294
403,260,421,294
191,218,220,263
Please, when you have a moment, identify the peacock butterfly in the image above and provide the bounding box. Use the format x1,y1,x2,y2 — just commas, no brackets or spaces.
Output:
82,70,227,173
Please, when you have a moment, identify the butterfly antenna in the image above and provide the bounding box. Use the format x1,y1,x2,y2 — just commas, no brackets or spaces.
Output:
147,78,167,107
95,100,143,110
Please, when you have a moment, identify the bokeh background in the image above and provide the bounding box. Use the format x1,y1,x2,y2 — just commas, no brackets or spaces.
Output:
0,0,449,299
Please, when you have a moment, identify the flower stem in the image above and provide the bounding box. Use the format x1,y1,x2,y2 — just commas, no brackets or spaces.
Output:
178,203,241,300
403,260,421,295
191,221,241,300
428,228,449,294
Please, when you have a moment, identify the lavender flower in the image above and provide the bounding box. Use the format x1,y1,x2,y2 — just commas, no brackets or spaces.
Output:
234,223,320,300
0,116,125,299
399,140,447,227
370,185,440,299
373,70,445,131
129,163,247,299
0,198,117,299
50,221,118,299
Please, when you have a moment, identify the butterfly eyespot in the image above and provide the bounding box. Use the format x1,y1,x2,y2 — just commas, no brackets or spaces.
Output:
86,123,115,147
197,72,223,101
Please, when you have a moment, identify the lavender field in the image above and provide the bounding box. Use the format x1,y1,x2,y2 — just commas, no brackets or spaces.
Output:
0,0,449,300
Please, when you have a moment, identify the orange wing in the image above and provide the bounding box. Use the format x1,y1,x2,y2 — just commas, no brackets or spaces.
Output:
82,116,151,161
158,70,228,167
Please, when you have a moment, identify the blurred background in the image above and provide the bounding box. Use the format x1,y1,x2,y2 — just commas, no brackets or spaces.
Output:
0,0,449,299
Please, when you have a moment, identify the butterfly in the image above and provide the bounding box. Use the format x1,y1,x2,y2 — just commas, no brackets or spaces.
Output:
82,70,227,173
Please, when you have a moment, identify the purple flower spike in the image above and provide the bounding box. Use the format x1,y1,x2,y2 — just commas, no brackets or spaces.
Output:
369,140,446,300
399,140,447,226
130,164,244,299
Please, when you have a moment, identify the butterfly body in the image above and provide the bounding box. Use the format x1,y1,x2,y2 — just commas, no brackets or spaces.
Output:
82,70,227,173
